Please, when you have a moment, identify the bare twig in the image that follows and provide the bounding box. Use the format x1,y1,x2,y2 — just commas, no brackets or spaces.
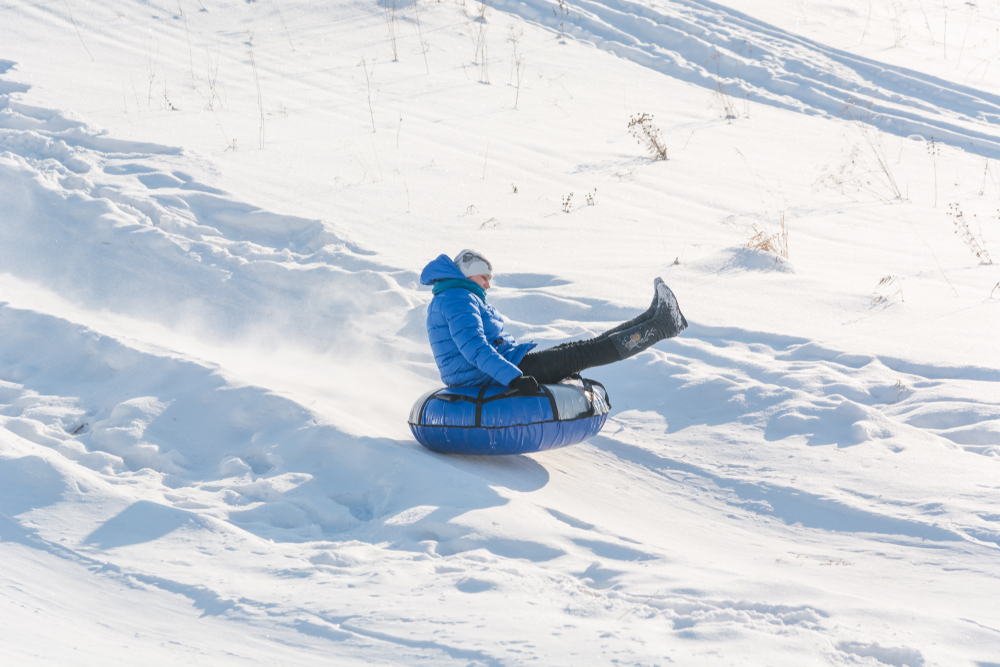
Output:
947,203,993,265
204,45,225,110
247,31,265,149
872,275,904,305
63,0,94,61
553,0,568,41
893,380,908,402
146,39,160,107
957,6,973,68
413,0,430,74
889,0,904,48
269,0,295,50
360,57,377,133
129,72,141,111
861,0,873,45
927,137,940,207
509,25,525,108
709,52,737,120
628,113,667,160
944,7,949,59
177,0,195,80
381,0,399,61
212,107,236,150
838,99,902,201
918,1,935,44
469,0,491,83
906,219,960,297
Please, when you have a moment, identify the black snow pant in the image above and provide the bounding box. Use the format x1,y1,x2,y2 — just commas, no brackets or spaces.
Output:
517,337,621,385
516,305,657,384
515,278,687,385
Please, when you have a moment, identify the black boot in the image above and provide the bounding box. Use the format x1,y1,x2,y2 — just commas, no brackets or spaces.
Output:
608,281,688,359
518,280,688,383
594,277,662,341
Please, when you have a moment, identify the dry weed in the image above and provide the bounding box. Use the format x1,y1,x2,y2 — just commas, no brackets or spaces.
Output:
628,113,667,161
947,203,993,265
745,213,789,261
817,99,901,202
872,275,904,305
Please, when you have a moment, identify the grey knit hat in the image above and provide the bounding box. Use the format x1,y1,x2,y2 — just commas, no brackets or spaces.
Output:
453,249,493,278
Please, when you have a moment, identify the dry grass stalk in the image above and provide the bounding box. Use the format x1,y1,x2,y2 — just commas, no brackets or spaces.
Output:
893,379,908,403
468,0,491,83
843,99,901,199
269,0,295,50
927,137,940,207
745,213,789,262
247,31,265,149
204,46,225,110
359,57,376,133
947,203,993,265
628,113,667,161
708,52,737,120
177,1,195,80
553,0,568,41
147,40,158,107
381,0,400,61
413,0,430,74
889,0,904,48
872,275,904,305
508,25,525,108
817,99,902,202
129,72,141,111
63,0,94,62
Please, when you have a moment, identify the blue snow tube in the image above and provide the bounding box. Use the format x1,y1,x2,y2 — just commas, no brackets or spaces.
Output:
409,377,611,455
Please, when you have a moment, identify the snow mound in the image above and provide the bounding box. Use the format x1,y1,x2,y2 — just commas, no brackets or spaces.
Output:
689,245,795,273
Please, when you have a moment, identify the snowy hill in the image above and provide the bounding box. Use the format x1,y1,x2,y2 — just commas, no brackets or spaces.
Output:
2,0,999,665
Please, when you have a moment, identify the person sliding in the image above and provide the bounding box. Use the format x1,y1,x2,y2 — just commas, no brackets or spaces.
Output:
420,249,688,393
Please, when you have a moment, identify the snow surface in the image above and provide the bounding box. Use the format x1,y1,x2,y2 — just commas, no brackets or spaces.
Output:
1,0,999,664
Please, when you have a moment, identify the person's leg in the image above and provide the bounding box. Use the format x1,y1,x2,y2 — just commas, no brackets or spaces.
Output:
593,277,662,341
518,337,620,384
517,279,687,385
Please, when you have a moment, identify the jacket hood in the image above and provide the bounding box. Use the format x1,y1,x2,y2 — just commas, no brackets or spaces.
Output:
421,254,466,285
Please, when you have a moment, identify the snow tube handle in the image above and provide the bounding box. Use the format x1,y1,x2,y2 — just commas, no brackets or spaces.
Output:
584,378,611,411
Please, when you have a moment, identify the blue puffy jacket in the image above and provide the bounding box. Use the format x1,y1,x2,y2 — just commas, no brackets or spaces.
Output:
421,255,536,387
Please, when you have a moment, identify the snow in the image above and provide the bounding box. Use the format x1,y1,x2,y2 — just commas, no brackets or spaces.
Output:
1,0,999,664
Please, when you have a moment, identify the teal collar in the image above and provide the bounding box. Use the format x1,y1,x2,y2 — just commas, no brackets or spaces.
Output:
432,278,487,302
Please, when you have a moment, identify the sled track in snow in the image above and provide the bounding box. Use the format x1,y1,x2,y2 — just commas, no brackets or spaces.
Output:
496,0,1000,157
0,70,418,355
589,325,1000,550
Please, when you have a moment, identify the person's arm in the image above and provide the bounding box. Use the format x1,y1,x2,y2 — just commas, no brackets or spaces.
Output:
443,292,524,386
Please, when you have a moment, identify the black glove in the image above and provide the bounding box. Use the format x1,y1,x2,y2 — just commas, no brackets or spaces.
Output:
508,375,540,394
